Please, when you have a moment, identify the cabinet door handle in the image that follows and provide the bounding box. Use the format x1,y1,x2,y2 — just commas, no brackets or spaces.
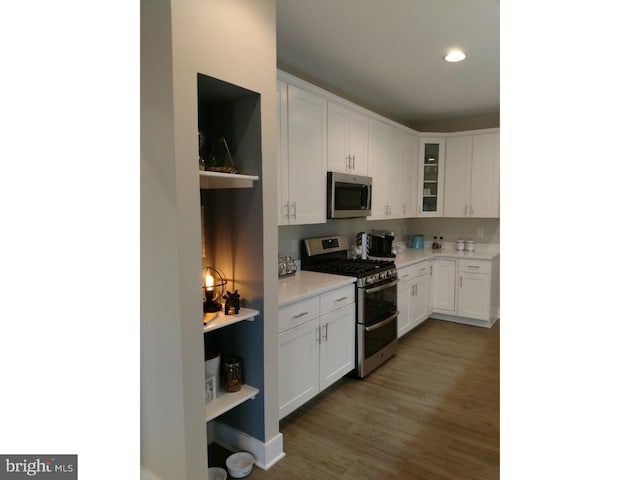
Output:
346,155,351,170
292,311,308,319
352,154,356,170
460,276,463,287
292,201,297,219
323,323,328,342
335,296,348,302
284,202,289,219
467,265,480,269
316,326,321,344
430,265,433,275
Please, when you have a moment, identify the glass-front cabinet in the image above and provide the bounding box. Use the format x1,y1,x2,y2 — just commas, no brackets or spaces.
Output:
417,137,445,217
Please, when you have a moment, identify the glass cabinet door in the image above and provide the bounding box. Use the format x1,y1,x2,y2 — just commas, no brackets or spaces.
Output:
418,137,445,217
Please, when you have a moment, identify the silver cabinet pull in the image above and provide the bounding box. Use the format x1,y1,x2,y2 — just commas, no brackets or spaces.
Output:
292,201,297,219
468,265,480,269
335,296,348,302
352,154,356,170
284,202,290,219
292,311,308,319
460,276,463,287
316,326,321,344
323,323,328,342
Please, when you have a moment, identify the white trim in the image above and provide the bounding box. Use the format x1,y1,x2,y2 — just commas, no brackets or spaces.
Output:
430,312,498,328
209,421,285,471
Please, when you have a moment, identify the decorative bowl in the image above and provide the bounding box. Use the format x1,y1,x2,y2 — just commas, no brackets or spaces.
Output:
225,452,254,478
208,467,227,480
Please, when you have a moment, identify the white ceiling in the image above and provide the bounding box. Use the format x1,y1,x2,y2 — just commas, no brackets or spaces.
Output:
276,0,500,128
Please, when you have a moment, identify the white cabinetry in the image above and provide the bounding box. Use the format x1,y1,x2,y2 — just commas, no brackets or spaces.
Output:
278,284,355,419
444,132,499,218
431,256,500,328
277,80,327,225
457,259,493,321
399,131,419,218
367,119,404,219
417,137,446,217
432,259,457,313
327,102,369,175
397,261,432,337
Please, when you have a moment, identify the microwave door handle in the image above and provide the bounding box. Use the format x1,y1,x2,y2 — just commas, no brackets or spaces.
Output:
361,184,371,209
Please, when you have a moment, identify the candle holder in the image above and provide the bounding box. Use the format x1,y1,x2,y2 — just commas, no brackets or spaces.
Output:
202,266,227,313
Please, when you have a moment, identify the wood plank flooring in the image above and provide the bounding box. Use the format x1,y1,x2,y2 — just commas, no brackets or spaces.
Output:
225,318,499,479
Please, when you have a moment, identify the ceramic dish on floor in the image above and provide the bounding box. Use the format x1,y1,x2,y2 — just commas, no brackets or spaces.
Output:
225,452,254,478
208,466,227,480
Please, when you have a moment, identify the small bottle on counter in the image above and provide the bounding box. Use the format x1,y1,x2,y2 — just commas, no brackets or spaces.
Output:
465,239,475,252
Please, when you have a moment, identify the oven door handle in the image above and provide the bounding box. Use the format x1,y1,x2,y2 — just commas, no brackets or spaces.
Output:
364,280,398,294
364,312,399,332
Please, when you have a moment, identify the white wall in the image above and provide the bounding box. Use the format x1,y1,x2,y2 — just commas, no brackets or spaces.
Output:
141,1,277,478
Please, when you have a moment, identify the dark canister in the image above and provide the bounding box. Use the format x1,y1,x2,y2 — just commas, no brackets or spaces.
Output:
224,357,242,392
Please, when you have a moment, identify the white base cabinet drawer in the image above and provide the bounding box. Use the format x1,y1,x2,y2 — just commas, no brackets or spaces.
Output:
278,296,320,333
320,284,355,315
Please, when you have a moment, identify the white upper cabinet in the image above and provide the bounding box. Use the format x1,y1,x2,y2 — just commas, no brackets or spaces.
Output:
277,81,327,225
367,119,405,219
417,137,446,217
399,131,419,218
444,132,499,218
327,102,369,176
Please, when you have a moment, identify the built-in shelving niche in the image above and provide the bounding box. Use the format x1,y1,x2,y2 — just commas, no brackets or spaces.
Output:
198,72,266,447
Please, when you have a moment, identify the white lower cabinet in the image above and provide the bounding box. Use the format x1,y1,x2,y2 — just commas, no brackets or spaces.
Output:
397,261,432,337
431,256,500,328
278,284,355,419
458,260,492,320
432,259,457,313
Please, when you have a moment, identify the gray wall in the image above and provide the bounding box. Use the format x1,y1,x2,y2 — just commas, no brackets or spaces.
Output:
279,217,500,258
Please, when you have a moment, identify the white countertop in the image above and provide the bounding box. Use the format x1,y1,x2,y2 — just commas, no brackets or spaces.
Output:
278,247,499,306
394,247,500,269
278,271,356,307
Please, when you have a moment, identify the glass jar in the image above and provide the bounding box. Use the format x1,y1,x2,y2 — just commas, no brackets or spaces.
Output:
224,357,242,392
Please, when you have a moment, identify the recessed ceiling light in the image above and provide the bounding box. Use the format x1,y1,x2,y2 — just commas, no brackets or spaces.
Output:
444,50,466,62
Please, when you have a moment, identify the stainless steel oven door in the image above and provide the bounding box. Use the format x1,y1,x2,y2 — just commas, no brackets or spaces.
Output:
356,279,398,377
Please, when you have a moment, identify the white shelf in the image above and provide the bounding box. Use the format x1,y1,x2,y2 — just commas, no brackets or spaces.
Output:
205,384,260,422
199,171,259,189
203,308,259,333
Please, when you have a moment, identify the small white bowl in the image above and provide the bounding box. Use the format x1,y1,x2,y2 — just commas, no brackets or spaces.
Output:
225,452,254,478
208,467,227,480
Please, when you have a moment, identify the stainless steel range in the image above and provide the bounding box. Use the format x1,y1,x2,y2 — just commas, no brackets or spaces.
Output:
301,235,398,378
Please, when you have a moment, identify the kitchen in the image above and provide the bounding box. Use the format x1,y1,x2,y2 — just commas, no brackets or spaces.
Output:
141,1,499,479
5,1,636,479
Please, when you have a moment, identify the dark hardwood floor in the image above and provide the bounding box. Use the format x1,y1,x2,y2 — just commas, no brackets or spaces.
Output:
227,318,499,479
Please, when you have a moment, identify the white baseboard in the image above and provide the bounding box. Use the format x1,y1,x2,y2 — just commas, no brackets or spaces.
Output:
430,312,497,328
209,421,285,470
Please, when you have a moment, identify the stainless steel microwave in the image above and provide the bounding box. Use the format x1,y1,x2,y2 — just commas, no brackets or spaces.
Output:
327,172,372,218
